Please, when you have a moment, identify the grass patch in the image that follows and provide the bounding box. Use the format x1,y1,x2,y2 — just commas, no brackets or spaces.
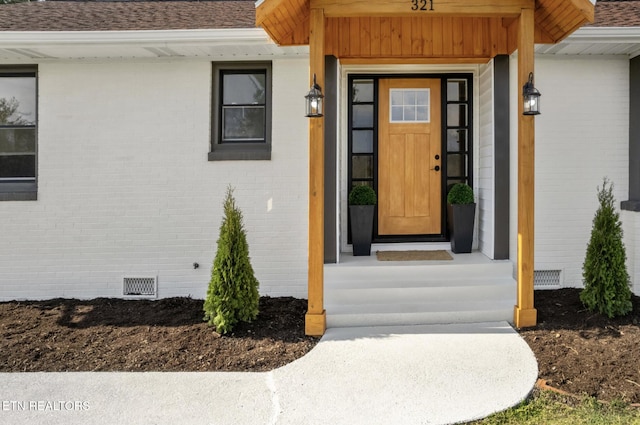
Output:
470,390,640,425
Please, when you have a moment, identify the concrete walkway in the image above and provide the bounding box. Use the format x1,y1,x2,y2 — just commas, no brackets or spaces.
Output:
0,322,537,425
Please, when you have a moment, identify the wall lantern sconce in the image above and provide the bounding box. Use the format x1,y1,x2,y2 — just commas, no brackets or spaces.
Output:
522,72,541,116
305,74,324,118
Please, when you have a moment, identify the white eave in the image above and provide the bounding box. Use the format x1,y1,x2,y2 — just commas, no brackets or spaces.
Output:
536,26,640,58
0,28,309,61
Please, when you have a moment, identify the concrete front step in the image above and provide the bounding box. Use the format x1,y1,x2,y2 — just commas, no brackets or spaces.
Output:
324,258,516,328
326,304,514,328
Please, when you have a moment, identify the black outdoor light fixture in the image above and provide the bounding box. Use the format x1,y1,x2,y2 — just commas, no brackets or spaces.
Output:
522,72,541,115
305,73,324,117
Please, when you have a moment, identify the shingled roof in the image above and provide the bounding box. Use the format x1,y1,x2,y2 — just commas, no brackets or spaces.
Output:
0,0,256,31
0,0,637,32
590,0,640,27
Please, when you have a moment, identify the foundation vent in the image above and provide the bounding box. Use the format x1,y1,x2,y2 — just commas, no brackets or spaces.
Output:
534,270,561,289
123,276,157,298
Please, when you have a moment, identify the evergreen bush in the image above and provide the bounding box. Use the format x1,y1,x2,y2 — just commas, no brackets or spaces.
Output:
580,178,632,318
348,185,377,205
203,186,260,334
447,183,474,205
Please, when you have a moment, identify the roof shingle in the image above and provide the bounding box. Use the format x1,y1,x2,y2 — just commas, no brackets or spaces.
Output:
590,0,640,27
0,0,639,32
0,1,256,31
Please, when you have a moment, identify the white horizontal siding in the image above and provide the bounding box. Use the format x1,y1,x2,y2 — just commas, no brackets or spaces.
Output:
478,61,495,258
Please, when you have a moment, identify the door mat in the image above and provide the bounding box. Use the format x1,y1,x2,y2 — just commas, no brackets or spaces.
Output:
375,250,453,261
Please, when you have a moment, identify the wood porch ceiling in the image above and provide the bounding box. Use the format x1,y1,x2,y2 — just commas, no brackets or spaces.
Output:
255,0,594,60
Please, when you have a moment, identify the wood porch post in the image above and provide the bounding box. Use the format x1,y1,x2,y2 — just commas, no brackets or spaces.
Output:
514,7,537,328
305,7,327,336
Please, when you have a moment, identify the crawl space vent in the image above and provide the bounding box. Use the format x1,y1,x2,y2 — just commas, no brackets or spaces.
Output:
534,270,561,289
123,277,157,298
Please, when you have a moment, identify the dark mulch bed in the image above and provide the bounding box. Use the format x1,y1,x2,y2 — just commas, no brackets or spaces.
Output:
2,289,640,404
519,288,640,404
0,297,318,372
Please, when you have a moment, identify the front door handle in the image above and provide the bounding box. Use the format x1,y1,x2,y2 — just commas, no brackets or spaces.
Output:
431,165,440,172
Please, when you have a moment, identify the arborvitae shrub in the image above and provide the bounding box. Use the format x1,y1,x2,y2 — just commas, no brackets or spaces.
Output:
203,186,259,334
580,178,632,318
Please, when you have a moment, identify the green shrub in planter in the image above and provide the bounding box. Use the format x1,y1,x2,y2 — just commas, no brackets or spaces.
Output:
349,185,377,206
447,183,474,205
447,183,475,253
349,185,376,256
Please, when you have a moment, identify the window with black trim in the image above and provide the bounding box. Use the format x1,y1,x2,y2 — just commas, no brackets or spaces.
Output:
209,62,272,161
0,66,37,201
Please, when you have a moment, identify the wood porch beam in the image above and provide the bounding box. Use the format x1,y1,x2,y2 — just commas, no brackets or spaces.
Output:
514,7,537,328
310,0,534,18
339,57,492,65
305,7,327,337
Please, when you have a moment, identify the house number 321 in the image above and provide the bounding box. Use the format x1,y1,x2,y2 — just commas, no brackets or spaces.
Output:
411,0,434,11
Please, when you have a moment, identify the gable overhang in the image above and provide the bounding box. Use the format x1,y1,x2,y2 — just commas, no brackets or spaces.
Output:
256,0,595,62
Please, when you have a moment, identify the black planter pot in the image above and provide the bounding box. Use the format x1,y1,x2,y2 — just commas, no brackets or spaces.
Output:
447,203,476,254
349,205,375,256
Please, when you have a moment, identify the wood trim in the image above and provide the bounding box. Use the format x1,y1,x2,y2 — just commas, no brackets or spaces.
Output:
306,8,327,337
514,7,537,328
324,17,510,59
311,0,534,18
568,0,595,23
255,0,285,26
339,57,492,65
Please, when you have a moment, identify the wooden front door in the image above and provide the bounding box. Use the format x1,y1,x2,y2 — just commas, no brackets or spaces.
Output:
378,78,442,235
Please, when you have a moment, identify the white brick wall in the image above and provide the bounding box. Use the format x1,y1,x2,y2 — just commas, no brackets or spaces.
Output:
510,54,630,290
0,58,310,301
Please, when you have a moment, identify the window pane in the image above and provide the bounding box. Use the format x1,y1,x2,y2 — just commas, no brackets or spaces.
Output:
391,90,403,106
416,106,428,121
352,155,373,179
352,130,373,153
403,90,416,105
391,106,403,122
447,80,467,102
403,105,416,121
416,90,429,105
0,128,36,153
447,104,467,127
222,73,266,105
0,77,36,125
447,154,466,178
0,154,35,179
352,181,373,190
352,80,374,103
447,129,467,152
353,104,374,128
222,106,265,141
